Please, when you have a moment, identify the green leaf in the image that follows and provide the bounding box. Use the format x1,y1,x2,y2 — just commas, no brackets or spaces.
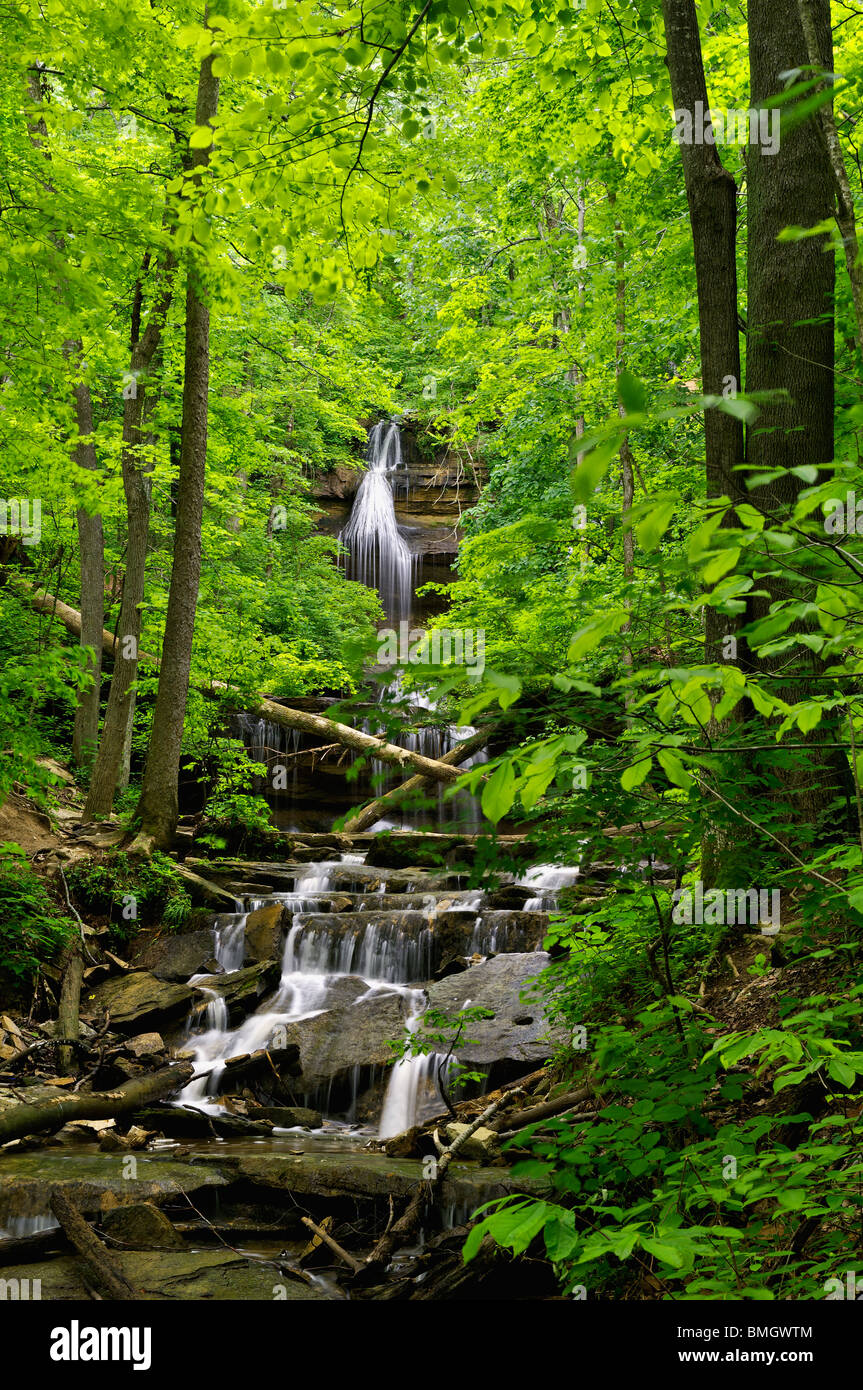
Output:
481,759,516,824
621,756,652,791
618,370,646,414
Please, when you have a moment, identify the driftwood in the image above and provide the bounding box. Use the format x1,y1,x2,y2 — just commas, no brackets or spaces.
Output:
489,1084,594,1134
21,584,467,790
49,1190,143,1300
0,1062,193,1144
361,1090,515,1273
342,726,492,833
301,1215,363,1274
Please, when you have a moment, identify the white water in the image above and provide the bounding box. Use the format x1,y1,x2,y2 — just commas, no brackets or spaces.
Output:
177,857,447,1132
519,862,581,911
340,419,415,625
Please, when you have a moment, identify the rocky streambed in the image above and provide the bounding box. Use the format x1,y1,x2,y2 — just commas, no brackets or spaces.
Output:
0,833,593,1299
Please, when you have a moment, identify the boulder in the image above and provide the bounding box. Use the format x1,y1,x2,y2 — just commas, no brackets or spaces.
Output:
256,1106,322,1129
244,904,285,962
101,1201,185,1249
280,991,413,1091
423,952,561,1065
125,1032,166,1059
81,972,195,1032
191,960,280,1020
136,930,216,981
443,1122,499,1162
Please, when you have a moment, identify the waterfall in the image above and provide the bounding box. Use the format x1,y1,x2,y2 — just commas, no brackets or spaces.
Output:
340,420,416,625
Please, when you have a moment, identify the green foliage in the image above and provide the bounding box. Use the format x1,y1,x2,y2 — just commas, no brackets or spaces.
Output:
65,851,194,940
0,844,75,985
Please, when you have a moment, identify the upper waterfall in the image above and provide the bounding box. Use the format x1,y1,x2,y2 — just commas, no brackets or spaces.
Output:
340,420,416,625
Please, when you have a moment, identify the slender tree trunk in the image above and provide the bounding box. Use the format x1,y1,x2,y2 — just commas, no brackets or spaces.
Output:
68,361,104,771
660,0,744,667
135,55,220,850
83,259,175,821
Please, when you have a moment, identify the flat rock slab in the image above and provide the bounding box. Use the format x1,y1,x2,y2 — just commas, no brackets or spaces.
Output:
81,971,195,1031
0,1153,228,1227
0,1248,328,1300
190,1149,546,1208
424,951,563,1064
136,930,216,981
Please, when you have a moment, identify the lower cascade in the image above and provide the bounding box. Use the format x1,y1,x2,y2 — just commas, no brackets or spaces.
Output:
173,847,559,1141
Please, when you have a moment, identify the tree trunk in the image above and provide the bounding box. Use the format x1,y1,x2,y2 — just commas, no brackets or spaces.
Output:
49,1191,144,1301
83,254,175,821
745,0,843,836
68,366,104,772
660,0,744,655
0,1063,193,1143
341,726,491,832
135,55,220,850
57,942,83,1075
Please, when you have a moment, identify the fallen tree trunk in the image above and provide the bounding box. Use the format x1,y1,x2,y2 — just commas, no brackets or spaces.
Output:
0,1063,193,1144
342,726,492,833
19,583,466,790
50,1190,144,1300
252,696,464,785
489,1084,594,1134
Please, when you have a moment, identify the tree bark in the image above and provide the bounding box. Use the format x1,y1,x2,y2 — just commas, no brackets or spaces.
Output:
135,54,220,850
57,942,83,1075
68,364,105,772
0,1063,193,1143
49,1191,144,1301
660,0,744,662
83,252,175,821
797,0,863,355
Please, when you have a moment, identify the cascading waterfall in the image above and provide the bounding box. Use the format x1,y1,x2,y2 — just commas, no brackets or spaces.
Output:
340,419,416,625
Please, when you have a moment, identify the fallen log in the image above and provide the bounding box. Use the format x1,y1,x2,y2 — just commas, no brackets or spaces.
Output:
252,696,464,785
49,1190,144,1300
301,1215,363,1274
489,1084,594,1134
342,726,492,833
0,1063,193,1144
19,583,467,790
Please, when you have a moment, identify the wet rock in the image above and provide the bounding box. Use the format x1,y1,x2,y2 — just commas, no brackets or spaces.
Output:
321,975,372,1008
135,929,217,981
486,885,532,910
433,910,546,958
101,1201,185,1250
0,1153,227,1230
125,1032,166,1060
191,960,280,1021
424,952,562,1065
244,904,284,962
257,1106,322,1129
443,1122,499,1162
189,1149,547,1208
81,972,195,1031
279,992,413,1091
0,1248,328,1300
